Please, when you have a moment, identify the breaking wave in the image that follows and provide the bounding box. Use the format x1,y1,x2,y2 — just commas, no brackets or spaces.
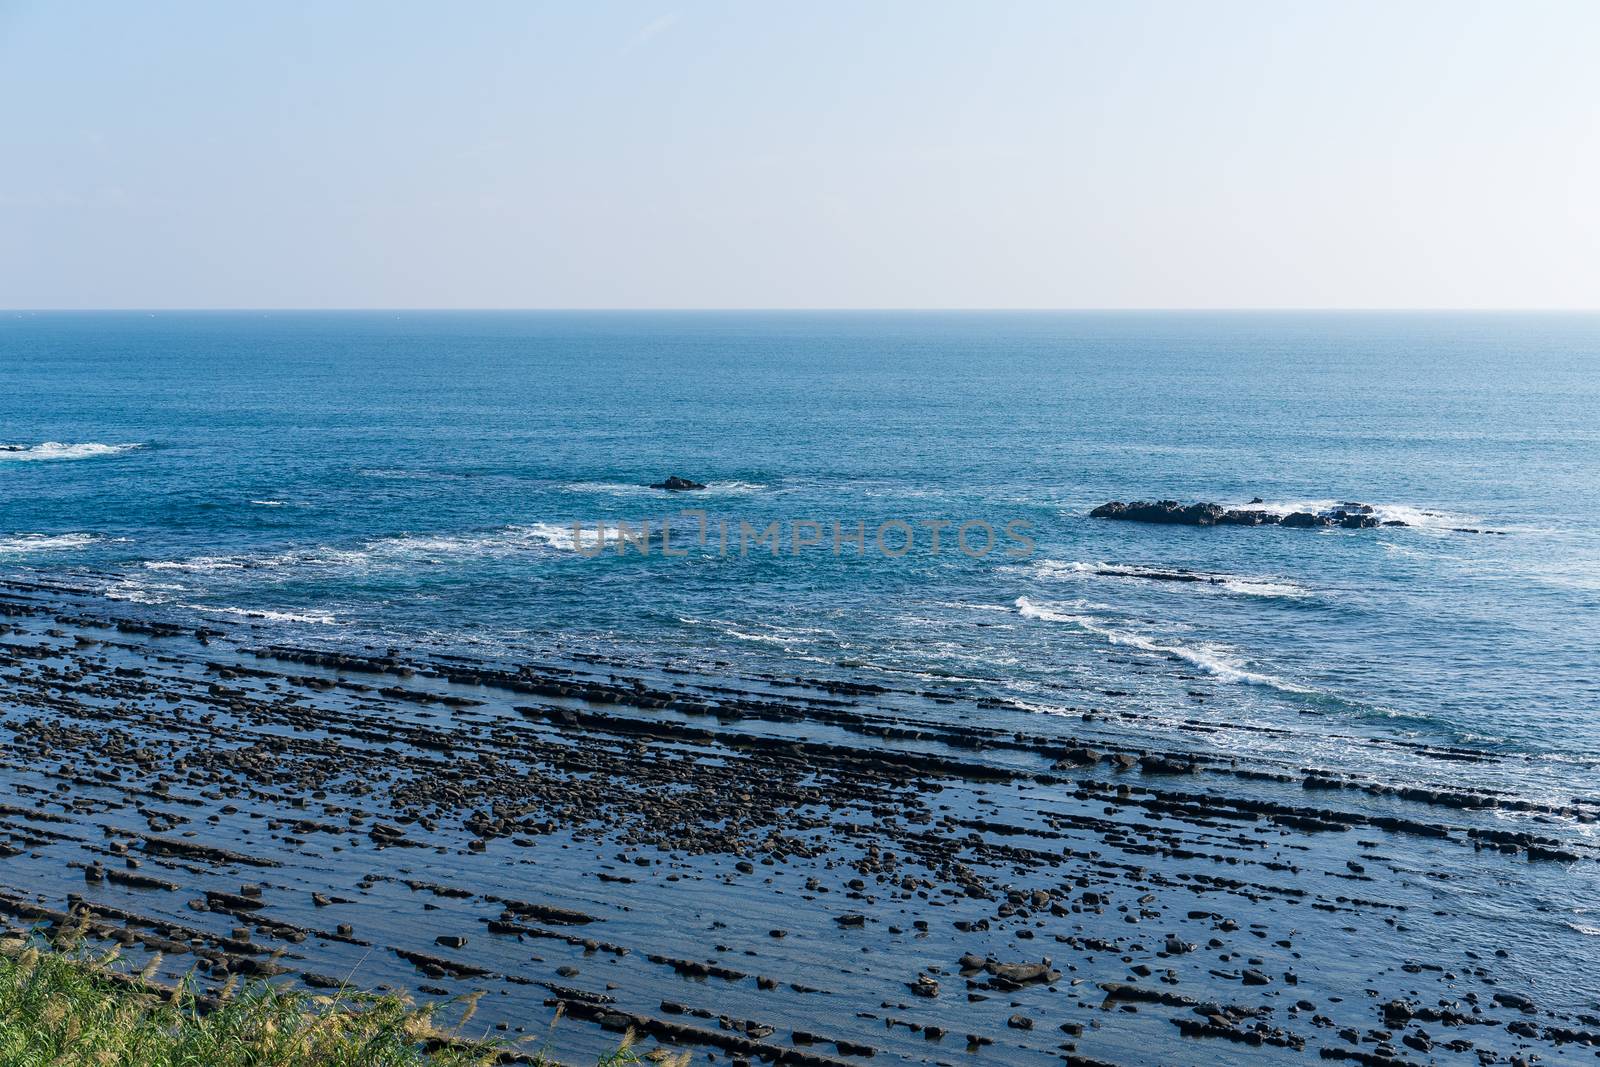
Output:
191,605,337,625
1234,498,1477,531
1027,559,1311,599
372,523,579,556
104,577,183,604
0,533,102,555
1014,596,1315,692
143,523,582,577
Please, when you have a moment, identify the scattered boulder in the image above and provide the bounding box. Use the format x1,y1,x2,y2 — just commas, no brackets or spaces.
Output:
1279,511,1323,528
1494,992,1537,1013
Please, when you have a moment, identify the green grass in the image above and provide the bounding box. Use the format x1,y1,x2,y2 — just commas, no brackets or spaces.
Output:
0,930,666,1067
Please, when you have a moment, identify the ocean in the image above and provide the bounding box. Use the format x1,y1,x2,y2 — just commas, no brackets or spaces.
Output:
4,310,1598,802
7,309,1600,1064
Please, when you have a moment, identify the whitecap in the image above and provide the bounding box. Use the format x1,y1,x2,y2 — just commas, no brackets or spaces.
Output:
141,524,584,578
146,556,251,573
1216,578,1312,598
0,532,101,555
190,605,337,625
724,628,788,645
145,546,372,574
105,577,183,605
369,522,579,557
0,442,143,462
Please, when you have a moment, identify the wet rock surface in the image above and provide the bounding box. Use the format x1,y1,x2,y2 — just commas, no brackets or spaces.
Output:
649,475,708,491
0,577,1596,1065
1091,501,1405,530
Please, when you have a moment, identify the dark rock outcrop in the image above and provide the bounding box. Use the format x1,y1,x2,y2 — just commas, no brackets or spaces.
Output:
649,475,708,491
1089,501,1225,525
1218,509,1278,526
1091,500,1406,530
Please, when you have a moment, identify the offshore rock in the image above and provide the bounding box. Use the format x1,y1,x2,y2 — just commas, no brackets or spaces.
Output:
1089,500,1226,525
1092,499,1403,530
649,475,708,491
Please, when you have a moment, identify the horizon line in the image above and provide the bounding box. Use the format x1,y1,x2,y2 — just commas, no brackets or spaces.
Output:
6,306,1600,315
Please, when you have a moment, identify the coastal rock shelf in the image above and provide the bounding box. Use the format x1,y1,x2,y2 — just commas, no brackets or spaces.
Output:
1,579,1597,1065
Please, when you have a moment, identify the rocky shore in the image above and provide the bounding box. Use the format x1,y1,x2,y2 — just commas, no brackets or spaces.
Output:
1,577,1596,1065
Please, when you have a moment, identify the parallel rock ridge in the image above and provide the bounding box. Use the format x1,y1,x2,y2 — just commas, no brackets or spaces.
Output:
2,576,1597,1065
1090,500,1402,529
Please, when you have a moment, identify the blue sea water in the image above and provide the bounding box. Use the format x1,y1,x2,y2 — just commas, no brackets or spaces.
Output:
3,310,1598,801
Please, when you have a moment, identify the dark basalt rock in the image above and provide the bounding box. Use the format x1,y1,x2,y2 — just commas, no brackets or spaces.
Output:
1093,499,1403,531
1089,500,1225,525
1279,511,1325,528
1217,509,1278,526
649,475,707,491
1338,512,1381,529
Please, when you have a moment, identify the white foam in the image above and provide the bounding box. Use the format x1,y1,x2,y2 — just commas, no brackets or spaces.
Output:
1014,596,1104,626
682,616,837,648
0,532,101,555
561,481,652,497
141,524,585,578
1027,559,1099,580
1217,578,1311,598
146,556,250,573
1236,498,1474,531
0,442,143,462
370,522,580,557
1014,596,1314,692
145,546,372,574
191,605,337,625
563,480,767,496
250,499,287,507
104,577,183,604
724,628,788,645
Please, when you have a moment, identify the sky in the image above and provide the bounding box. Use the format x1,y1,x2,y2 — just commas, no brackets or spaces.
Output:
1,1,1596,310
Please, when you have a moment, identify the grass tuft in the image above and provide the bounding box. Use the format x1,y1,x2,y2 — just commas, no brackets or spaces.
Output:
0,930,662,1066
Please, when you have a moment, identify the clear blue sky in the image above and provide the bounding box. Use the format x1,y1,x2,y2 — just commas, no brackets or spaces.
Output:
2,1,1595,309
